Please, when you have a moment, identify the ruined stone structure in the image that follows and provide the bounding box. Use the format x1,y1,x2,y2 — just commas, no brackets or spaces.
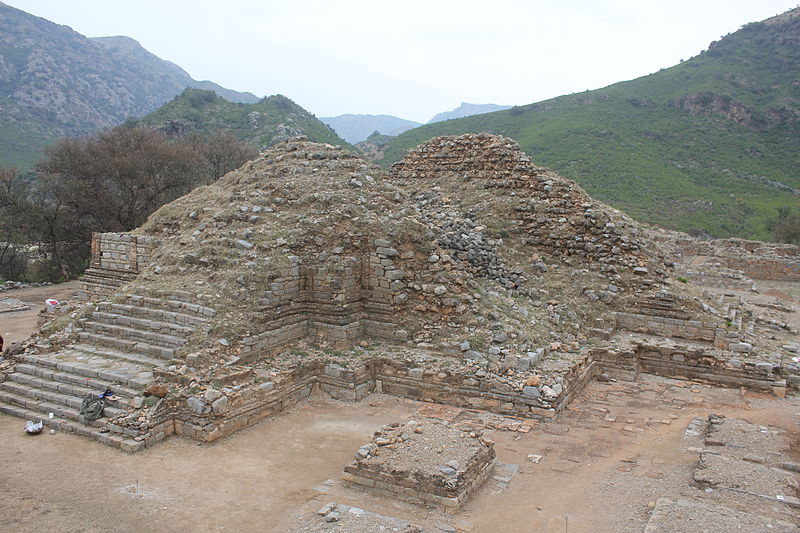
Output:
80,233,155,298
342,420,496,510
614,290,744,350
0,134,794,460
0,288,213,451
392,133,661,271
239,241,412,355
650,229,800,282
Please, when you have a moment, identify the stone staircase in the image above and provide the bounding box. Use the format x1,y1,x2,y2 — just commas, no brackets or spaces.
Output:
0,291,214,452
78,266,139,299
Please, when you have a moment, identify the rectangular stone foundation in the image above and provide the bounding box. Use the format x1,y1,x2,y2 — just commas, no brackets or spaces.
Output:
342,420,496,510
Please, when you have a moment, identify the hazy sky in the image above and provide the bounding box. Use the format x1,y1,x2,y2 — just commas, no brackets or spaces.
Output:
10,0,799,122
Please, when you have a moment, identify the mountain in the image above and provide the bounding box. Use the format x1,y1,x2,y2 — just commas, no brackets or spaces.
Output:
427,103,512,124
320,114,421,143
321,106,514,144
0,2,257,169
133,88,349,149
379,8,800,241
91,36,258,105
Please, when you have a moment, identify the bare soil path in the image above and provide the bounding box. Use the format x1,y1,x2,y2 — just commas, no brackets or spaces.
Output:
0,281,81,347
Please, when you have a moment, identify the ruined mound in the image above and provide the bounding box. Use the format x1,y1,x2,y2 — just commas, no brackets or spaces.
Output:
12,133,786,453
130,134,669,359
391,133,664,271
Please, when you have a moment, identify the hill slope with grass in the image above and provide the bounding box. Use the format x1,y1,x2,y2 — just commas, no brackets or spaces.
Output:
379,8,800,241
134,88,350,149
0,2,257,169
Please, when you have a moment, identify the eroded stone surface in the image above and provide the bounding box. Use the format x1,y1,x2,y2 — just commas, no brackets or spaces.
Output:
343,420,495,509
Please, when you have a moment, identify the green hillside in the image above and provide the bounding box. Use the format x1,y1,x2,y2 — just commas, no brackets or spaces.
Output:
134,89,350,149
380,9,800,241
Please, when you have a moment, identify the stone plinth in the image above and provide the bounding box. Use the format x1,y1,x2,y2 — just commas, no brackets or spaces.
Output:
342,420,495,510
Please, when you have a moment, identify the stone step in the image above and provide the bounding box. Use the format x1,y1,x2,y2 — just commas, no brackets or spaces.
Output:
77,331,175,360
91,311,194,336
96,302,207,327
80,269,137,286
7,372,135,407
83,321,186,349
0,381,125,418
16,353,152,391
68,344,166,368
0,388,122,424
123,294,215,318
13,363,140,398
0,403,143,453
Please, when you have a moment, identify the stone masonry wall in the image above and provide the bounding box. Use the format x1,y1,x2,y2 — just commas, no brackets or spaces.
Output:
80,232,156,299
615,312,735,348
592,344,785,397
391,133,662,271
650,229,800,281
240,239,436,356
121,342,786,453
91,232,154,271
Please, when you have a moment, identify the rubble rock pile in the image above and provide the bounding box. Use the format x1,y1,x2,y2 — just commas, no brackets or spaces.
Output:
690,415,800,512
391,133,666,271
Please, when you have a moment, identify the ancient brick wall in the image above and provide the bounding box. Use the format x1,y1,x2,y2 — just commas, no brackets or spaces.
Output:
80,232,156,298
651,230,799,281
615,312,723,344
593,343,785,397
91,232,154,271
239,241,410,355
391,133,662,270
153,343,783,450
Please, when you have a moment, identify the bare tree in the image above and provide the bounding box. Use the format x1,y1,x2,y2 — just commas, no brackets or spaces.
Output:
187,130,259,183
38,125,203,231
7,125,258,281
0,167,30,278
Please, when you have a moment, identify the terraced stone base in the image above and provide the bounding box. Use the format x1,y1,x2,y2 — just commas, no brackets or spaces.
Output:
342,420,496,510
0,291,212,452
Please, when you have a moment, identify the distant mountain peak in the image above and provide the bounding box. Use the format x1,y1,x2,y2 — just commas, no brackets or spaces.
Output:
320,114,421,144
135,88,348,150
427,103,512,124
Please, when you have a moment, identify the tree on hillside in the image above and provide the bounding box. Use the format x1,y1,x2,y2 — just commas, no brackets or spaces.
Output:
187,130,259,183
38,125,203,231
0,167,31,279
772,206,800,245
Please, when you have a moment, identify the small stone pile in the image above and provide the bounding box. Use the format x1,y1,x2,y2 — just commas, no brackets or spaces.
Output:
0,280,52,293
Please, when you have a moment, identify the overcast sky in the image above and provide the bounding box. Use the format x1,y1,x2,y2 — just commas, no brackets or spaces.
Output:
10,0,800,123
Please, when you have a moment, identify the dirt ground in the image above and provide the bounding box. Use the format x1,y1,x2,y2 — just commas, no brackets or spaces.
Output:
0,280,797,532
0,377,797,533
0,281,81,347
